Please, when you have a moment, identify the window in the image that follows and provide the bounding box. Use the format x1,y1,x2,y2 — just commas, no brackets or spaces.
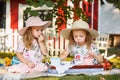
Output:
23,10,53,28
0,1,6,28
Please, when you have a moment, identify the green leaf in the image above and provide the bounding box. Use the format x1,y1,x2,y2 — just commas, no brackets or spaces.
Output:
46,12,53,20
30,10,39,16
33,2,39,7
26,0,34,6
45,0,53,7
38,0,45,7
88,0,93,2
24,7,31,14
57,0,64,8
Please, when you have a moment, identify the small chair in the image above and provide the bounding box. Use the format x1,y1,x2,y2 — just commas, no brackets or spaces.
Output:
94,34,116,60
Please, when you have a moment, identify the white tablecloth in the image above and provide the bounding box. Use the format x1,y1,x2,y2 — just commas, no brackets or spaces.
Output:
0,67,120,80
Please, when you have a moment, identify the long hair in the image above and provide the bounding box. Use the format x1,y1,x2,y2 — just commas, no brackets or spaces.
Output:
68,29,93,49
22,27,34,49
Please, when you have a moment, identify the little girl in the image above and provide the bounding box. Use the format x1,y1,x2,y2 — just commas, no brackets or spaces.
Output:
8,16,51,73
60,19,103,65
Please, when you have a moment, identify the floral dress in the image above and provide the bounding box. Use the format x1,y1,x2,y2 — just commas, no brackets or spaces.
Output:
69,44,100,65
8,39,47,73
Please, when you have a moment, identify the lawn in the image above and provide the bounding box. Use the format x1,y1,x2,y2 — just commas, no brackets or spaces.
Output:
24,74,120,80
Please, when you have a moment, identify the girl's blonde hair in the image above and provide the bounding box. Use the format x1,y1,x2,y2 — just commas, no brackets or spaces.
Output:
22,27,34,49
68,29,93,49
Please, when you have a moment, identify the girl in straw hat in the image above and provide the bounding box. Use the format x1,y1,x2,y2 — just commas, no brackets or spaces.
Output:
8,16,51,73
60,19,103,65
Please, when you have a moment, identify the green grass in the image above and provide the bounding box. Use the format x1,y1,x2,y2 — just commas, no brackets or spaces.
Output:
24,74,120,80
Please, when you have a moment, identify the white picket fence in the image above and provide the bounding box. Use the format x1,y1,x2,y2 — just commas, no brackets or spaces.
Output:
45,28,68,56
0,28,68,56
0,29,20,52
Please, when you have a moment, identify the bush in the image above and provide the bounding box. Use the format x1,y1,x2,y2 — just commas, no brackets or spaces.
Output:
0,52,16,59
99,47,120,56
109,57,120,69
108,48,120,56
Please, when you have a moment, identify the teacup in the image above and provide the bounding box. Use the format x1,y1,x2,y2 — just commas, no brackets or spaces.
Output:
50,57,61,66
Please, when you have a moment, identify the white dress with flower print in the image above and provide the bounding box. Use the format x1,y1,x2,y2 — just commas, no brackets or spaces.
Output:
8,39,47,73
69,44,100,65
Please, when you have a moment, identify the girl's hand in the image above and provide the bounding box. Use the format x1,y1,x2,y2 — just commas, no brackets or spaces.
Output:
27,61,35,68
38,34,45,43
87,52,96,58
60,49,70,60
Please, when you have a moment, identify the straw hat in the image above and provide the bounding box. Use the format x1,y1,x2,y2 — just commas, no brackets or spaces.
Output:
18,16,51,36
61,19,98,40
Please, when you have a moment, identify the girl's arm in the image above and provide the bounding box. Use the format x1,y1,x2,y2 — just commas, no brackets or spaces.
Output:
60,49,70,60
38,34,48,55
39,41,48,55
90,44,104,63
94,54,104,63
88,52,104,63
16,52,35,68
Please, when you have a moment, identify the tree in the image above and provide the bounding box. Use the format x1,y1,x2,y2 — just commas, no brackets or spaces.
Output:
106,0,120,9
24,0,93,27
